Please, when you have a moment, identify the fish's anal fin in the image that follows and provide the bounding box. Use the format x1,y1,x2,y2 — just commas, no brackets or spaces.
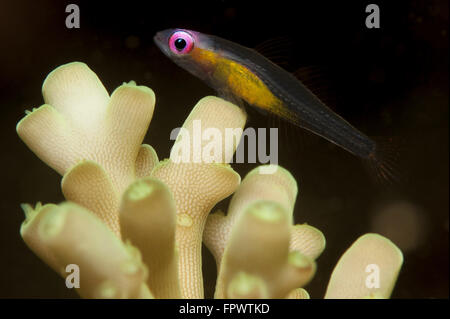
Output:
263,108,320,156
294,65,338,110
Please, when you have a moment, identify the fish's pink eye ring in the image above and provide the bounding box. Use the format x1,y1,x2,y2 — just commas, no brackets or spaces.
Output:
168,31,194,54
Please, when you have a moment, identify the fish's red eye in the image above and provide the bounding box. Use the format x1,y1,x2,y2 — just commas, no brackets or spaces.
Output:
169,31,194,54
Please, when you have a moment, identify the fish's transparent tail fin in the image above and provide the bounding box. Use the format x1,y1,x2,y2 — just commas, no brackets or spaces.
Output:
363,136,406,186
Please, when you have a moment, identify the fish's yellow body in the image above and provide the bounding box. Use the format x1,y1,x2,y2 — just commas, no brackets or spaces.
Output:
191,48,286,116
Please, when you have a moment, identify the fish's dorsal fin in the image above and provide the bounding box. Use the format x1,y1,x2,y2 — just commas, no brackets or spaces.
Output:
253,36,293,68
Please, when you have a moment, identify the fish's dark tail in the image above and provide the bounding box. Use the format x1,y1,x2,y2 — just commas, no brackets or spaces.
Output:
363,137,405,186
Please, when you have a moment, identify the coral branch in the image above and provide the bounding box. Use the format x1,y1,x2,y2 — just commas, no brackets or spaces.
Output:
135,144,159,178
21,202,152,298
153,162,240,298
204,166,298,266
42,61,110,124
17,62,157,235
61,160,120,234
226,272,269,298
151,96,246,298
290,224,326,260
16,104,70,174
215,201,316,298
325,233,403,298
204,165,324,272
286,288,310,299
119,177,181,298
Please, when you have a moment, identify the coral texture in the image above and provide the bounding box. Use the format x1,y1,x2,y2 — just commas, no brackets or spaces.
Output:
17,62,403,299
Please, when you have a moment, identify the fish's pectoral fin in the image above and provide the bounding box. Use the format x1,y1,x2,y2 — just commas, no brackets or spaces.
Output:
217,88,246,109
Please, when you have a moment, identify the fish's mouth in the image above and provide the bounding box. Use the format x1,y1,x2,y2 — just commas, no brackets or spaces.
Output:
153,30,173,56
153,32,163,43
153,33,164,49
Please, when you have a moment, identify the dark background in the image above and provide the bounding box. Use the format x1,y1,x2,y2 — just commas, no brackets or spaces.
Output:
0,0,448,298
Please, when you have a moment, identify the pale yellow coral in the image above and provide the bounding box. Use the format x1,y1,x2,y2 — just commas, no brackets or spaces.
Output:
17,62,158,235
215,201,316,298
16,62,404,300
119,177,181,298
203,165,325,277
325,233,403,299
17,63,248,299
21,202,152,299
202,165,325,298
286,288,310,299
151,96,246,298
290,224,326,260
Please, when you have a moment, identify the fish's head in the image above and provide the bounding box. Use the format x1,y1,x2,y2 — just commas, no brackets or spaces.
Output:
153,28,217,83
